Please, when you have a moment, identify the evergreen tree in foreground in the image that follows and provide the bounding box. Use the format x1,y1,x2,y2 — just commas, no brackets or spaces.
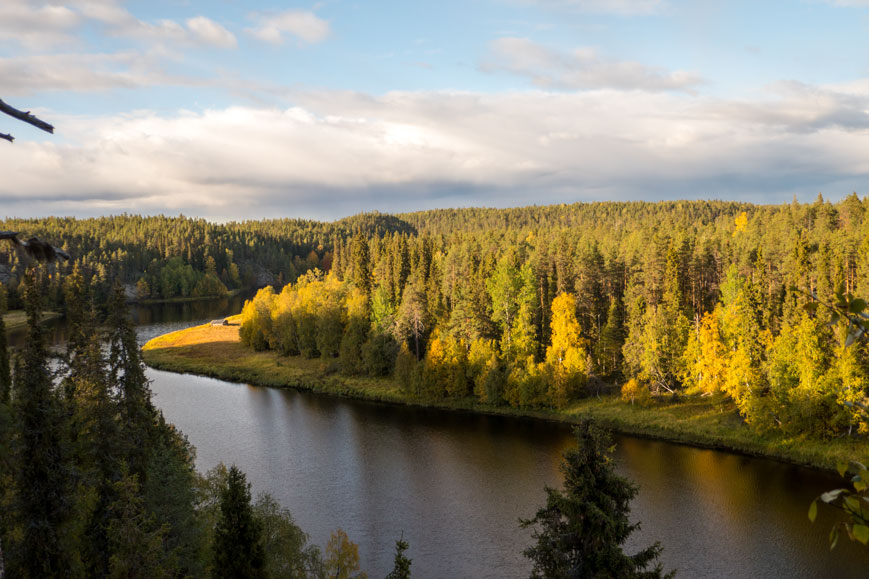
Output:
212,465,266,578
10,269,76,577
522,421,673,579
385,534,412,579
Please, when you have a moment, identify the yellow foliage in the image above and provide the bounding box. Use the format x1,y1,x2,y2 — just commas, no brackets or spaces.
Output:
733,211,748,236
544,293,588,407
344,287,369,320
683,312,729,395
621,378,651,406
546,293,584,366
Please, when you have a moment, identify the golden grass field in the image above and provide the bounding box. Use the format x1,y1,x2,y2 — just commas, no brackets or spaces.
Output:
143,319,869,472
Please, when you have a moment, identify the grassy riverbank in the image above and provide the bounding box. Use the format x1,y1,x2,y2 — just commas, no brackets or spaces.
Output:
3,310,62,331
142,320,869,472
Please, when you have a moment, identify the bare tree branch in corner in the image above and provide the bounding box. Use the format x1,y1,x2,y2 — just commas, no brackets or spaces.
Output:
0,98,54,143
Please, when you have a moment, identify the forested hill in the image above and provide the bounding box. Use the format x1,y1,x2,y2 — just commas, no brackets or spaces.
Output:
239,193,869,438
1,196,864,316
396,200,757,236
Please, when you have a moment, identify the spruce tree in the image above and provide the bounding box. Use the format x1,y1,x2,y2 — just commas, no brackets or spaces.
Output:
0,284,9,404
350,230,372,296
10,269,76,577
385,534,412,579
212,465,266,578
522,421,672,579
106,281,157,481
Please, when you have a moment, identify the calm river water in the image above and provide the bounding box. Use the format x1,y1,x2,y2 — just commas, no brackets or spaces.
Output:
17,297,869,578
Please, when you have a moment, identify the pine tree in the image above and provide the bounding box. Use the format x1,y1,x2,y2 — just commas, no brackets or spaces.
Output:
522,421,672,579
212,465,266,579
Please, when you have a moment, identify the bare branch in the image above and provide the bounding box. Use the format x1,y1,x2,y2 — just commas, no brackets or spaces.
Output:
0,133,12,143
0,98,54,141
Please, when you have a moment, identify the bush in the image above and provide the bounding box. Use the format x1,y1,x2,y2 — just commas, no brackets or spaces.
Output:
621,378,651,406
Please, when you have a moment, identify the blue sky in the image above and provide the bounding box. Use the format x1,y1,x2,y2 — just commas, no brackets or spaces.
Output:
2,0,869,220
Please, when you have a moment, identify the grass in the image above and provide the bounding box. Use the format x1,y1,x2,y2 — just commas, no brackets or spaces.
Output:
2,310,62,331
143,321,869,472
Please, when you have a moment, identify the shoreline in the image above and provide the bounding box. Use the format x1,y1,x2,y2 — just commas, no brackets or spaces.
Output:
142,320,869,474
2,310,63,331
129,288,243,305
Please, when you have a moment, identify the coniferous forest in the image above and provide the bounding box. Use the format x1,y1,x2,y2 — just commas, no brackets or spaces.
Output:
3,196,869,577
237,196,869,438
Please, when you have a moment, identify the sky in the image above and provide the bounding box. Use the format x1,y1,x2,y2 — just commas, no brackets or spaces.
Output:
2,0,869,221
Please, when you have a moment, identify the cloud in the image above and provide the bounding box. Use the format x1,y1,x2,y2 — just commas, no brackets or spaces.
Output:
0,1,81,49
2,84,869,219
482,37,703,92
111,15,238,50
246,10,331,45
36,1,240,50
0,52,185,95
519,0,665,15
185,17,237,49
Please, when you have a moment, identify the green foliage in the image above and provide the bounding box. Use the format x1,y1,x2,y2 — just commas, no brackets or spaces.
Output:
340,316,370,375
0,284,9,404
361,331,399,377
806,287,869,550
7,270,78,578
522,421,672,579
810,461,869,550
106,468,173,579
385,534,412,579
221,197,869,437
211,465,266,578
254,493,323,579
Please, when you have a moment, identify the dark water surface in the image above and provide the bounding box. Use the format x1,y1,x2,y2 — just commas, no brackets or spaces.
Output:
20,297,869,577
149,371,869,578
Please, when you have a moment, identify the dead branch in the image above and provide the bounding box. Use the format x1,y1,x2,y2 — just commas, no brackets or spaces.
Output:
0,98,54,143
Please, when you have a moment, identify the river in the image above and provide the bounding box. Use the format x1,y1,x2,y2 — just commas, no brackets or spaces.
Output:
16,297,869,578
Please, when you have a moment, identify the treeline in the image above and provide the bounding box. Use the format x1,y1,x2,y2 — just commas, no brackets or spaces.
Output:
0,215,343,309
0,271,386,578
240,195,869,437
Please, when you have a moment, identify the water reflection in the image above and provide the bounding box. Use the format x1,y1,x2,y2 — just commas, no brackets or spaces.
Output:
14,297,869,578
148,370,869,578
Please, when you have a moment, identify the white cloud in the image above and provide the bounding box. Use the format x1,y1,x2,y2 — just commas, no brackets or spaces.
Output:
0,52,184,95
246,10,331,46
75,0,136,27
520,0,665,15
112,15,237,50
2,84,869,219
483,37,702,92
186,16,237,49
0,1,81,49
50,1,239,50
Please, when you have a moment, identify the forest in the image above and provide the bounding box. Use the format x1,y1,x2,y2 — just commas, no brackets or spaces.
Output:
236,195,869,438
0,271,400,578
0,268,667,578
4,196,869,576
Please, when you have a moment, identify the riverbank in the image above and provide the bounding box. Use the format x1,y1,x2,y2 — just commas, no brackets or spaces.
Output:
131,288,243,305
142,320,869,472
3,310,62,331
